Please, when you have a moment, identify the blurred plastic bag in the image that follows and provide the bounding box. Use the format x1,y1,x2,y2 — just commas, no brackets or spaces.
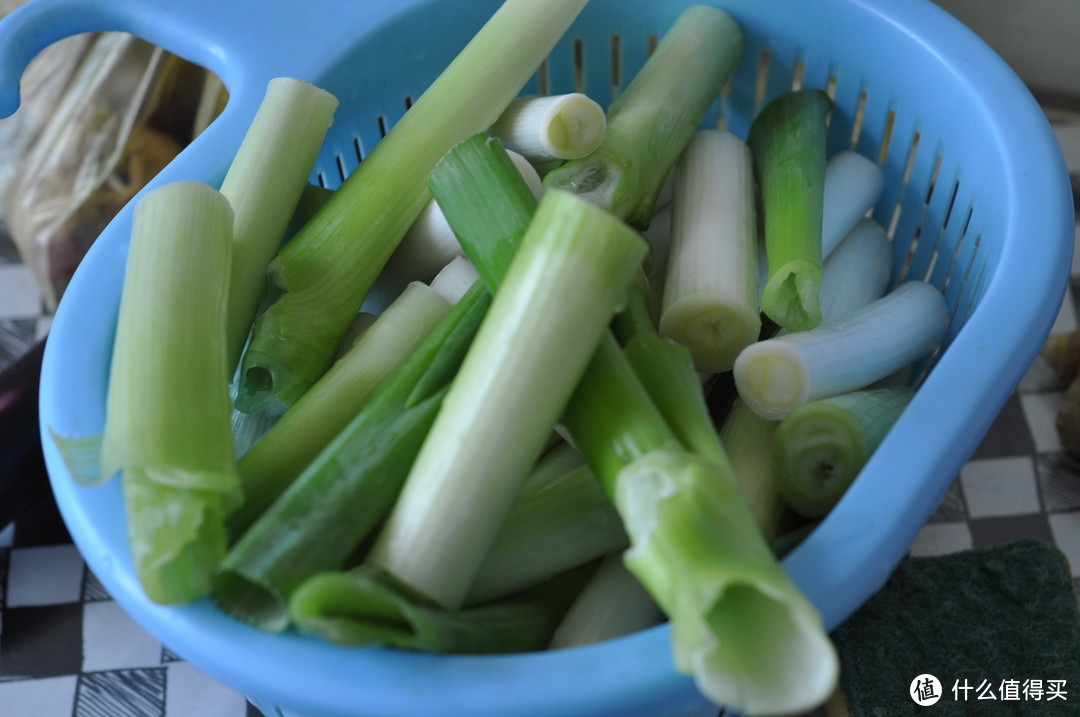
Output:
1,29,209,310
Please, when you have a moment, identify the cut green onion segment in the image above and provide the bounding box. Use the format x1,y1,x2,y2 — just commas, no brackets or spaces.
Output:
429,256,481,305
230,281,452,535
614,450,838,715
426,135,540,289
734,281,948,420
100,181,238,605
288,564,592,654
749,89,832,332
368,190,647,609
821,151,885,257
488,93,607,161
237,0,590,410
718,398,790,541
817,218,892,324
548,553,663,649
544,5,744,228
774,387,914,518
219,78,339,370
659,130,759,374
465,443,627,607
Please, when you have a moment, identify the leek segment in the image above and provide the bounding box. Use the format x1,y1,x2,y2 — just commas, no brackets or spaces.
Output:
219,78,338,372
774,387,914,518
548,553,663,649
749,89,833,332
237,0,590,410
100,181,238,604
615,450,838,715
718,399,790,541
465,444,627,607
659,130,759,373
544,5,744,228
288,565,591,654
488,93,607,161
734,281,949,420
369,190,648,609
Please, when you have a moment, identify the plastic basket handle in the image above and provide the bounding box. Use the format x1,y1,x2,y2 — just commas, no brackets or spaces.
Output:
0,0,423,118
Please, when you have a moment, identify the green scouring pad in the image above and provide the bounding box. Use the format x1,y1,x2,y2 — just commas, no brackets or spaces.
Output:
831,538,1080,716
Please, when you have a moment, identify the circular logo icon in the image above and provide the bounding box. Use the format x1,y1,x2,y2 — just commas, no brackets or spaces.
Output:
911,674,943,706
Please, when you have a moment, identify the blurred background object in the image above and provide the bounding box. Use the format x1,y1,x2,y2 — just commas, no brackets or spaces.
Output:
934,0,1080,105
0,0,226,310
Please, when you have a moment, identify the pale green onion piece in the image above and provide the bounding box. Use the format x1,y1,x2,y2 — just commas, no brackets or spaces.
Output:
465,443,627,607
774,386,914,518
774,217,892,337
333,312,378,361
718,398,790,540
548,553,663,649
488,93,606,161
821,151,884,258
817,218,892,324
749,89,832,332
288,564,591,653
219,78,338,370
100,181,238,604
733,281,948,420
381,149,542,291
231,281,451,535
659,130,759,373
238,0,589,409
614,449,838,714
429,256,481,305
369,190,648,609
543,6,744,229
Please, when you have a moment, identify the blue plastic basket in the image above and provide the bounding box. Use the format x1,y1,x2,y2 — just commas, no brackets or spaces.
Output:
6,0,1072,714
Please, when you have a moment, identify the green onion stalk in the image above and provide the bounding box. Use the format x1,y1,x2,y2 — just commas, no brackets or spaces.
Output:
544,5,744,229
488,93,607,162
99,181,239,605
218,78,339,372
236,0,591,411
774,387,914,518
658,129,759,373
289,563,593,654
748,89,833,332
548,553,663,649
733,281,948,420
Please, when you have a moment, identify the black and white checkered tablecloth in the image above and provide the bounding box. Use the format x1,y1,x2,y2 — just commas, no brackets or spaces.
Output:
3,110,1080,717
